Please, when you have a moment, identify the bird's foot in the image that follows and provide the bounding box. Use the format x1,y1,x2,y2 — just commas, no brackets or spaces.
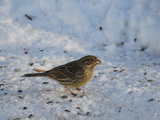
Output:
76,88,81,91
65,87,77,96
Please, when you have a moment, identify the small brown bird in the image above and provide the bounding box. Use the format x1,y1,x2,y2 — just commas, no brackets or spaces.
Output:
21,55,101,95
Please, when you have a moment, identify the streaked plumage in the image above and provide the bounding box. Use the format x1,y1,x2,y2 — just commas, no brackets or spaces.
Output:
21,55,101,95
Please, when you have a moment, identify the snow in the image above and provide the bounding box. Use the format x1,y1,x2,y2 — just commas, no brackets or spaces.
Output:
0,0,160,120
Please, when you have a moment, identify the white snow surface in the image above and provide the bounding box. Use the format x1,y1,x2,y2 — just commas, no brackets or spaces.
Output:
0,0,160,120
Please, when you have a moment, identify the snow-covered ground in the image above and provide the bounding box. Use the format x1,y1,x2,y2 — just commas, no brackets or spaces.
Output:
0,0,160,120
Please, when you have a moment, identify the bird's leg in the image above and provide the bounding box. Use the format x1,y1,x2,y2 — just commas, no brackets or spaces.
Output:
76,88,81,91
65,87,77,96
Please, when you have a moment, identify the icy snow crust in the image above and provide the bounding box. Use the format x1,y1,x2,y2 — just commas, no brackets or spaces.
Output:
0,0,160,120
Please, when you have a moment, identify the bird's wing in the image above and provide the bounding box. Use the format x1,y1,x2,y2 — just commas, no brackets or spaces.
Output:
45,61,83,80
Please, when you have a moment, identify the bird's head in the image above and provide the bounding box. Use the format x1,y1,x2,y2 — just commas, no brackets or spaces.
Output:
79,55,101,69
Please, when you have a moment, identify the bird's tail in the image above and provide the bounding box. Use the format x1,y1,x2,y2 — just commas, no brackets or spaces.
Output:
21,73,48,77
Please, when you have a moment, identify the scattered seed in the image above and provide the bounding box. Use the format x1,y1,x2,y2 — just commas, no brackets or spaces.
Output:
40,49,44,52
23,107,27,110
119,69,125,73
24,51,28,54
0,66,6,68
147,80,154,82
113,70,119,72
28,114,34,118
111,77,114,80
43,82,49,85
153,63,157,65
79,94,86,98
72,93,77,97
86,112,91,116
20,79,25,81
77,112,81,116
148,98,154,102
46,90,52,91
102,44,107,47
56,101,60,104
113,67,118,68
14,69,21,72
76,107,80,109
0,84,4,87
61,95,68,98
116,42,124,47
69,99,72,102
25,14,33,20
64,51,67,53
13,118,20,120
140,47,147,51
119,107,121,112
18,90,22,92
144,72,147,75
28,62,34,66
99,27,103,31
4,93,7,95
64,109,70,112
47,101,53,104
134,38,137,42
128,91,132,94
19,96,23,99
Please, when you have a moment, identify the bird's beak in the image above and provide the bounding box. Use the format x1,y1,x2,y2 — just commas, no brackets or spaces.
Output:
96,59,102,64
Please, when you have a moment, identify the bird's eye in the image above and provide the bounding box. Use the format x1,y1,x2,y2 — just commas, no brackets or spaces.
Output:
90,59,94,61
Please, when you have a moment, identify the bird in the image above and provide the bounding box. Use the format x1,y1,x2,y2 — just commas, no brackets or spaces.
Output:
21,55,101,96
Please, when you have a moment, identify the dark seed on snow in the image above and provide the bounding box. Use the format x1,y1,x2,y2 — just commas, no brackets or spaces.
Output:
77,112,81,116
140,47,147,51
56,101,60,104
134,38,137,42
43,82,49,85
147,80,154,82
113,70,119,72
119,69,125,72
47,101,53,104
144,72,147,75
25,14,33,20
14,69,21,72
86,112,91,116
46,90,52,91
61,95,68,98
119,107,121,112
24,51,28,54
0,66,6,68
64,109,70,112
23,107,27,110
0,84,4,87
148,98,154,102
28,114,34,118
13,118,20,120
40,49,44,52
19,96,23,99
18,90,22,92
99,27,103,31
28,62,34,66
